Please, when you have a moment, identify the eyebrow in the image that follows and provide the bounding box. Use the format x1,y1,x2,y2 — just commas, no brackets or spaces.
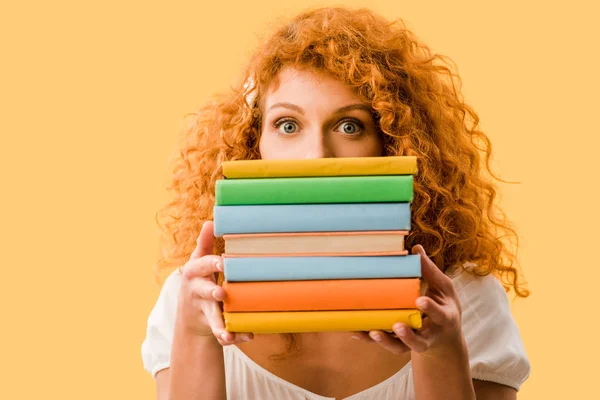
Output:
266,102,372,115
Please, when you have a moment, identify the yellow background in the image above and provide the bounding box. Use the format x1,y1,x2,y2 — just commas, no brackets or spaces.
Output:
1,0,597,398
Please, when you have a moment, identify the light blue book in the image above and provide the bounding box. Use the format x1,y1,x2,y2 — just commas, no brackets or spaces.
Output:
223,255,421,281
213,203,411,236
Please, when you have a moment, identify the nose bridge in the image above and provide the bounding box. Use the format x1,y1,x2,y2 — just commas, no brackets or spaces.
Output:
303,125,333,159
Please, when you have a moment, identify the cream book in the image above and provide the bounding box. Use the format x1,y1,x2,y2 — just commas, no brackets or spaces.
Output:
223,230,408,255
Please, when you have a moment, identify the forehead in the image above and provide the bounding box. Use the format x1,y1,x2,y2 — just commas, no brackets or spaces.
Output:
261,67,362,108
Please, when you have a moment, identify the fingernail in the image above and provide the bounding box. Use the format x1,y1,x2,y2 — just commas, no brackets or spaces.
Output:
212,289,222,301
369,332,382,342
242,335,253,342
215,260,223,272
221,332,230,342
396,325,407,336
351,335,361,340
416,298,427,309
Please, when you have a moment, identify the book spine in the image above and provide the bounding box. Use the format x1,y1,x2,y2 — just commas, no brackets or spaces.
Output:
222,156,418,178
223,254,421,282
215,176,413,205
213,203,411,236
223,310,423,333
224,231,407,255
222,278,420,312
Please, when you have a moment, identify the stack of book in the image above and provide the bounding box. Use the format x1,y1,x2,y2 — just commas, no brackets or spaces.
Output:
213,156,423,334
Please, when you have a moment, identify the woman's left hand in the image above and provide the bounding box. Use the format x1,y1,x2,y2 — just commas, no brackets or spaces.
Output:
352,244,464,356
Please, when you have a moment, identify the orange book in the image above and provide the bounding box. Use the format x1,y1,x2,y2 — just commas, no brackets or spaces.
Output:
222,278,420,312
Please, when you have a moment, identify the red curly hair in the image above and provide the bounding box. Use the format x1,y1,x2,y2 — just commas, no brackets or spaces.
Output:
155,7,529,303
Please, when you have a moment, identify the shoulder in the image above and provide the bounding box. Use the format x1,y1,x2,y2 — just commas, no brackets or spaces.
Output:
141,268,183,378
448,263,531,391
449,263,510,311
160,268,184,299
147,268,184,325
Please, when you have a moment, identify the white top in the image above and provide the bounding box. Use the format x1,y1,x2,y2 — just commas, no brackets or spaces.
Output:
141,264,531,399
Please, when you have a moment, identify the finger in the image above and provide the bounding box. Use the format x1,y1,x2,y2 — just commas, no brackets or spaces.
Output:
201,301,254,345
219,331,255,346
350,331,372,341
351,330,394,342
417,314,432,332
412,245,454,294
393,322,429,353
416,296,453,326
189,278,226,301
201,301,248,345
189,220,216,260
182,255,223,281
201,299,226,333
368,330,411,355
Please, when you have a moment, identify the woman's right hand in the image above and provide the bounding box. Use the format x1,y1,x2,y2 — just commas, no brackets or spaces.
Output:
176,220,254,345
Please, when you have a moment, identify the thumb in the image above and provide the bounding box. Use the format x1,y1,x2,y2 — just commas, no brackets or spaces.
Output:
189,220,215,260
412,244,453,294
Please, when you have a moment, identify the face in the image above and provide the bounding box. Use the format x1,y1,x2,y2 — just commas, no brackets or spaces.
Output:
258,67,384,159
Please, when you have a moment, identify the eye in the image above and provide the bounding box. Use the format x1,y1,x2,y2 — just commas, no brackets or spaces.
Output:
337,119,363,135
274,118,299,135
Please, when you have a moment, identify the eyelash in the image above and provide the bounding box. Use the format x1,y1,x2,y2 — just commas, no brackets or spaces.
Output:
273,117,365,136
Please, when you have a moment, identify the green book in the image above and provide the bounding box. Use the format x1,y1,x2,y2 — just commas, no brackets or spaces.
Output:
215,176,413,205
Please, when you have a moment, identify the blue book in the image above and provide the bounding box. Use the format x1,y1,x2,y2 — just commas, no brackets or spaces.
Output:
213,203,411,236
223,254,422,282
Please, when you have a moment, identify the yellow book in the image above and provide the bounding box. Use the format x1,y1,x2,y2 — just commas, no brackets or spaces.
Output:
224,309,422,334
222,156,417,178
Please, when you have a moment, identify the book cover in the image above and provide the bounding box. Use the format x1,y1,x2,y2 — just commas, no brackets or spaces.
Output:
222,278,420,312
223,309,423,333
215,175,413,205
213,203,411,236
222,254,421,282
222,156,417,178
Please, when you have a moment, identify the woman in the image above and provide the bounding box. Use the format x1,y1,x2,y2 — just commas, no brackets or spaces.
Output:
142,6,531,399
